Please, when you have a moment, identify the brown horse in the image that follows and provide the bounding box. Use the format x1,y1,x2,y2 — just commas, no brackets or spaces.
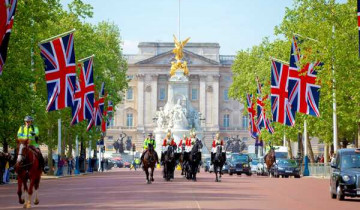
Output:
15,139,42,208
142,144,157,184
264,147,276,177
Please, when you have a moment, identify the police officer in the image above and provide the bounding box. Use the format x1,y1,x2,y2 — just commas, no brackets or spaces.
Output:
17,116,49,173
141,133,159,164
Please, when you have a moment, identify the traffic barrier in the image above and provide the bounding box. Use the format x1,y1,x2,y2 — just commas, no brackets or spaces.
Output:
307,163,331,178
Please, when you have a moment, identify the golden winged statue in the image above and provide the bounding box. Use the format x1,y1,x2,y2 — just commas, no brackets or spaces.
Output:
170,35,190,76
172,35,190,61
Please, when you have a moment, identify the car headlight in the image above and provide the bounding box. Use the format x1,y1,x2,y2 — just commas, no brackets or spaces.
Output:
243,164,248,167
278,167,284,170
342,175,351,182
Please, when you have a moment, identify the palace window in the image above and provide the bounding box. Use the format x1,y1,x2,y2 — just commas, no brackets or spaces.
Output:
159,88,166,100
224,89,229,101
126,87,133,100
126,113,133,127
223,114,230,128
242,116,248,129
191,88,198,100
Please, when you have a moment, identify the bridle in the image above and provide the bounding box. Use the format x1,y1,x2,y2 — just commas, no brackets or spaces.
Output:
16,139,34,169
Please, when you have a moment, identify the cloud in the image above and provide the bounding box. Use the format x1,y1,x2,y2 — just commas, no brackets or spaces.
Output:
121,40,139,54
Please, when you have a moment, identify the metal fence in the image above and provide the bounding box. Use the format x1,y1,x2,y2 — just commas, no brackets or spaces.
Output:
307,163,331,178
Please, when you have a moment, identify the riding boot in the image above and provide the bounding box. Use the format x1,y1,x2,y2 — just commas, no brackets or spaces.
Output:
155,152,159,164
140,151,145,167
37,151,49,173
211,153,214,165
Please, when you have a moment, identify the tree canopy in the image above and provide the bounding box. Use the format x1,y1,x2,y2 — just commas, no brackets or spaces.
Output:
229,0,360,150
0,0,128,152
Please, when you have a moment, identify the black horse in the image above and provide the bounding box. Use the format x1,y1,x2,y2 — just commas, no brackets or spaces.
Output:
213,145,226,182
178,144,188,176
186,141,202,181
163,146,176,181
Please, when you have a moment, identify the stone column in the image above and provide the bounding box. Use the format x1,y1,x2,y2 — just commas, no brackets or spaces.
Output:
212,74,220,129
136,74,145,130
151,74,158,124
199,75,206,120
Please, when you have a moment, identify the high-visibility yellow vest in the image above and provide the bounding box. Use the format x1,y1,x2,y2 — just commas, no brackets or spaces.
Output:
17,125,39,147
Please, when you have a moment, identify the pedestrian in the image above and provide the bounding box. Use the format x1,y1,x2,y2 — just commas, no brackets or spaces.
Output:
320,154,324,163
101,158,105,172
68,157,74,175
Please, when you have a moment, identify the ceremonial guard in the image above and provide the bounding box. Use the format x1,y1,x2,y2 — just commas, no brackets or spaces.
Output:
211,133,225,164
161,131,177,164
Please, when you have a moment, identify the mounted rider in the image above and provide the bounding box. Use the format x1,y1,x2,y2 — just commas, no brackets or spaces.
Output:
211,132,225,164
190,131,203,152
161,131,177,164
178,134,187,153
17,116,48,173
141,133,159,164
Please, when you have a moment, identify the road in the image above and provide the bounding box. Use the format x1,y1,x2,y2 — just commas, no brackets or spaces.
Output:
0,168,359,210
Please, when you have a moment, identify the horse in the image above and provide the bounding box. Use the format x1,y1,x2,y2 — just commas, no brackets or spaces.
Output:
264,147,276,177
15,139,42,208
213,145,226,182
186,141,202,181
163,145,176,181
142,144,157,184
179,144,188,176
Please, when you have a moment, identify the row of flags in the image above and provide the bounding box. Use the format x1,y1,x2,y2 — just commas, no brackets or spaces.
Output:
247,36,322,139
39,31,113,132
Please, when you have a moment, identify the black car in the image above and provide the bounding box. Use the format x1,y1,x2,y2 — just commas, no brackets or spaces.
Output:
330,148,360,201
271,159,301,178
229,153,251,176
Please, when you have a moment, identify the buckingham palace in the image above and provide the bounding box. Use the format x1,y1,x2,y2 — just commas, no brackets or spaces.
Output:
105,42,252,151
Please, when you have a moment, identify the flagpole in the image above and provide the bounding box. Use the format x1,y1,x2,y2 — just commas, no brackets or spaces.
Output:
304,120,307,157
39,29,76,44
78,54,95,63
269,56,289,64
331,25,338,154
293,33,319,43
283,133,286,147
56,119,62,176
178,0,181,40
303,119,310,176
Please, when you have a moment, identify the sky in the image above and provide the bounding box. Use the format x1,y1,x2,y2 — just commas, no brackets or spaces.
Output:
61,0,295,55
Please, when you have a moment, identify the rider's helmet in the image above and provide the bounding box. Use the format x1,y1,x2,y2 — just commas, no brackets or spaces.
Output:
183,134,186,139
24,116,34,122
148,133,153,137
215,132,220,140
166,131,171,139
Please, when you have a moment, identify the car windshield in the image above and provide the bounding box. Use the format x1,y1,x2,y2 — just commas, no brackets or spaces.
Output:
251,160,258,165
278,159,298,167
231,154,249,162
341,153,360,169
275,152,288,159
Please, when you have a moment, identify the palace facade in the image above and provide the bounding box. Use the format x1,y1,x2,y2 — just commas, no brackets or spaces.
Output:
105,42,252,152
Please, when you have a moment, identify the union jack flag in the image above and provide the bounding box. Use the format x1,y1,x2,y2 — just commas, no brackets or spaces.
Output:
246,94,258,139
39,33,76,111
270,60,295,126
107,100,113,121
256,77,274,134
288,36,322,117
0,0,17,75
87,82,105,131
71,57,95,125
